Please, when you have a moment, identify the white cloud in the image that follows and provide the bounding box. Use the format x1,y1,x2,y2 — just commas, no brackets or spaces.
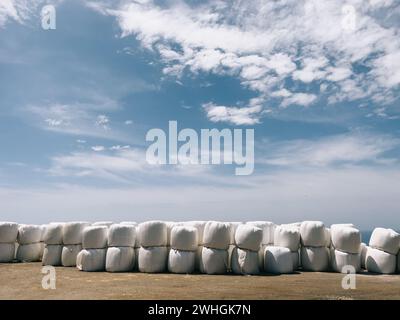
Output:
91,145,105,152
261,132,398,167
203,102,262,125
89,0,400,124
95,114,110,129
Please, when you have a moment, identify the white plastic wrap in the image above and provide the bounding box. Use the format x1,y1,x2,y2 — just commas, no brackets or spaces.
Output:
42,245,63,266
139,221,167,247
202,221,231,250
201,247,228,274
63,222,90,245
16,243,42,262
168,249,196,274
17,225,42,244
170,226,198,251
106,247,135,272
246,221,275,245
365,246,396,274
165,221,176,246
229,222,243,245
231,247,260,275
234,224,263,252
300,221,326,247
330,249,360,273
331,226,361,254
92,221,114,227
82,226,108,249
264,246,294,274
183,221,207,245
274,225,300,252
300,246,330,271
324,228,331,247
0,222,19,243
134,247,139,270
360,242,367,269
0,243,15,262
108,224,136,247
76,248,106,271
369,227,400,255
43,223,64,245
62,244,82,267
120,221,137,226
138,246,168,273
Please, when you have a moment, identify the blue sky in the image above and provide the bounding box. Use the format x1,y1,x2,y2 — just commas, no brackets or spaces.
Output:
0,0,400,228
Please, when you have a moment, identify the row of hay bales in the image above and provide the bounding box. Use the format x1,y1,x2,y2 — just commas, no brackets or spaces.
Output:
1,221,399,275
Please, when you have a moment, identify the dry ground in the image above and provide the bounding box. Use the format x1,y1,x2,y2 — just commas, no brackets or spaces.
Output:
0,263,399,300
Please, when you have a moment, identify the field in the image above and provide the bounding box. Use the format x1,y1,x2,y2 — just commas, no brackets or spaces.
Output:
0,263,399,300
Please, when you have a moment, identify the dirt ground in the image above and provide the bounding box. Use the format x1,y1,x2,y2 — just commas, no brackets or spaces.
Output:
0,262,399,300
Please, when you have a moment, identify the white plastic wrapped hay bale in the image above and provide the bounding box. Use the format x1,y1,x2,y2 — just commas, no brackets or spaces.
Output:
330,248,360,273
17,225,42,245
42,245,63,266
369,228,400,255
62,244,82,267
331,226,361,254
139,221,167,247
16,243,42,262
170,226,198,251
138,246,168,273
324,228,331,247
165,221,176,247
300,246,330,271
231,247,259,275
134,247,139,270
92,221,114,227
0,222,19,243
203,221,231,250
76,248,106,272
234,224,263,252
246,221,275,245
183,221,207,245
264,246,294,274
274,225,300,252
229,222,243,245
365,246,396,274
63,222,90,245
201,247,228,274
300,221,326,247
43,223,64,245
360,242,367,269
168,249,196,274
108,224,136,247
106,247,135,272
0,243,15,263
82,226,108,249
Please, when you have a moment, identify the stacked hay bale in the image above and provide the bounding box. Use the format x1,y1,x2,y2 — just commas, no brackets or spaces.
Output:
360,242,368,270
231,224,263,275
16,225,43,262
227,222,243,271
38,225,47,261
168,225,198,274
42,223,64,266
365,227,400,274
299,221,330,271
0,222,19,263
264,246,294,274
106,224,136,272
246,221,275,270
201,221,231,274
273,224,301,270
138,221,168,273
182,221,207,271
77,226,108,271
330,224,361,273
62,222,90,267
